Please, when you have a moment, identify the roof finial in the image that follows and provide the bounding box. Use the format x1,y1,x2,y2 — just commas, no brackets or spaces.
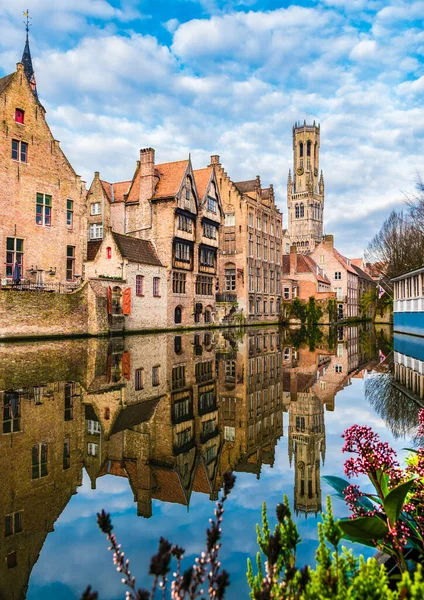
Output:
21,10,38,99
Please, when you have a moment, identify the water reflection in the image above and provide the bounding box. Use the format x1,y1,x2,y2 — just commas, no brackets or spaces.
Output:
0,325,420,599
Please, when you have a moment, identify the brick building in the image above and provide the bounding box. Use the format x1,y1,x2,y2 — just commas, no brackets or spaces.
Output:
85,230,167,332
310,235,359,319
282,245,335,303
86,149,223,328
211,156,283,323
0,35,86,288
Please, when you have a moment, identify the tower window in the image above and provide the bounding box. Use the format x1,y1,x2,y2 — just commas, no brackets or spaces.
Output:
307,140,311,157
299,142,303,158
295,204,300,218
15,109,25,124
300,203,304,218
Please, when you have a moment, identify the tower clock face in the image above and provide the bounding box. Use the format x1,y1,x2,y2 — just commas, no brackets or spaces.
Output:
296,167,304,176
314,168,318,177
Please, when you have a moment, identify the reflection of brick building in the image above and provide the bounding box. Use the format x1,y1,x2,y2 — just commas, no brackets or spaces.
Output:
0,34,86,287
211,156,283,323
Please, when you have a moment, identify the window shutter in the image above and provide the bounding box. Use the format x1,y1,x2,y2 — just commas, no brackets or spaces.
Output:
122,352,131,381
123,288,132,315
107,286,112,315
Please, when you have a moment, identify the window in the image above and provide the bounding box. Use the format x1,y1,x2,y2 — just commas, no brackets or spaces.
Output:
200,247,215,267
196,275,213,295
307,140,311,157
256,268,261,292
66,246,75,281
5,237,24,279
224,231,235,253
207,196,217,213
7,552,17,569
295,204,300,218
36,193,52,226
333,287,343,300
256,215,261,230
178,214,192,233
153,277,160,297
87,420,100,435
67,200,73,229
87,443,98,456
248,212,254,227
5,512,22,537
248,233,253,257
173,272,186,294
320,255,325,264
204,308,211,323
206,445,217,463
270,271,275,293
225,213,235,226
135,368,144,390
89,223,103,239
256,298,261,314
225,268,236,291
173,397,190,420
12,139,28,162
335,365,342,373
263,219,268,233
204,222,217,239
64,384,73,421
270,240,274,262
136,275,144,296
172,365,186,390
263,269,268,293
263,238,268,260
177,428,192,448
224,426,235,442
32,443,48,479
248,266,254,292
196,361,213,383
335,271,342,280
299,142,303,158
152,366,160,386
299,203,304,218
15,108,24,124
175,242,190,262
284,286,290,300
3,392,20,433
107,247,112,259
256,236,261,259
63,438,71,470
91,202,101,215
263,300,267,314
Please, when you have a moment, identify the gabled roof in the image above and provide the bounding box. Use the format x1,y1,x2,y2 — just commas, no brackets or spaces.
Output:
154,159,189,199
112,232,162,266
333,248,357,274
282,253,330,284
110,397,162,435
87,240,102,261
153,468,188,505
192,459,212,494
352,264,375,283
100,180,131,203
193,167,212,200
0,73,14,96
234,180,257,194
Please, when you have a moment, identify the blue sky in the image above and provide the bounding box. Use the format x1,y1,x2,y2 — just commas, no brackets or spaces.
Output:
1,0,424,256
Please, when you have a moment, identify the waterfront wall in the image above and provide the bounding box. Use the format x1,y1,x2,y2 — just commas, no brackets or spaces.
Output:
0,281,108,339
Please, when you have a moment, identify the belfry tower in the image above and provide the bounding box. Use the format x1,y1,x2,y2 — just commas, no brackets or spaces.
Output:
287,121,324,253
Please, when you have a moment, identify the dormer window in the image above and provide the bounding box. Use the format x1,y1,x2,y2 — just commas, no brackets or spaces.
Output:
15,109,24,124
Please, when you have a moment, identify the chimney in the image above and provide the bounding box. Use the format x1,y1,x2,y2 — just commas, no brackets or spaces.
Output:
210,155,220,165
139,148,155,201
290,245,297,273
324,234,334,247
94,171,100,179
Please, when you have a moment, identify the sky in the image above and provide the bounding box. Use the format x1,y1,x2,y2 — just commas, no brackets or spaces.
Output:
1,0,424,257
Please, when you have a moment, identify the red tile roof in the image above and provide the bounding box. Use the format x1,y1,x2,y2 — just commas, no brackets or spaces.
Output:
153,468,187,505
192,460,212,494
282,253,330,284
333,248,357,274
100,180,131,203
193,167,212,200
154,160,188,199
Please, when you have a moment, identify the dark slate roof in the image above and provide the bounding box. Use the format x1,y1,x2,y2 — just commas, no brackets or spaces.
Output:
112,232,163,266
22,38,34,84
234,180,257,194
352,264,375,283
111,397,161,435
0,73,14,96
87,240,102,261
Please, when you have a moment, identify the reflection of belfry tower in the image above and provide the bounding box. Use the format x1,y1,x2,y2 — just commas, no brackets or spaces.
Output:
288,391,325,517
287,121,324,253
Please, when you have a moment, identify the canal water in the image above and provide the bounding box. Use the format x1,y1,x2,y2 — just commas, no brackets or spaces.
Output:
0,324,421,600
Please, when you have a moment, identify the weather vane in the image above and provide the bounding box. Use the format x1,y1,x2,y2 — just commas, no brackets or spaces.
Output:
23,9,31,35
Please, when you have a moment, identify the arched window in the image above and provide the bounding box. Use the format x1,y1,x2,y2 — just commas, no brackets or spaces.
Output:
174,306,182,324
204,308,211,323
301,241,305,247
307,140,311,157
174,336,182,354
300,203,304,218
314,142,318,165
295,204,300,218
299,142,303,158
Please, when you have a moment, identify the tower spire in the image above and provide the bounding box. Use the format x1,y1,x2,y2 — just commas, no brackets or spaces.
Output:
21,10,38,98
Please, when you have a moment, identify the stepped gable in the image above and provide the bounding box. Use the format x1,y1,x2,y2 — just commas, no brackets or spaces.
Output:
111,232,162,266
234,179,257,194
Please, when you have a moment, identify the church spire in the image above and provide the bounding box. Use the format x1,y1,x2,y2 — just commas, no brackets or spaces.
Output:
21,10,38,98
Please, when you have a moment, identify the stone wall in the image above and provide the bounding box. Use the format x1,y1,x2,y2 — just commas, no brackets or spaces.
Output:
0,281,108,339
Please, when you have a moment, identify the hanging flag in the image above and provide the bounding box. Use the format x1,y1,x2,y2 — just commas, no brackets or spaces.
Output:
378,285,385,299
379,349,386,363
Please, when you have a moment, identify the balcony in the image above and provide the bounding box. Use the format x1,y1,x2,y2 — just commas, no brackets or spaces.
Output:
216,293,237,303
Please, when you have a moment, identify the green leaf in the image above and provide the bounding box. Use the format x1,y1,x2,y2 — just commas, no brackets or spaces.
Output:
323,476,375,511
375,469,389,498
383,478,416,525
339,516,389,541
402,448,419,454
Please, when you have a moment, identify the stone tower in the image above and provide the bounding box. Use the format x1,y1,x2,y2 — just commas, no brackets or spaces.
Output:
287,121,324,253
